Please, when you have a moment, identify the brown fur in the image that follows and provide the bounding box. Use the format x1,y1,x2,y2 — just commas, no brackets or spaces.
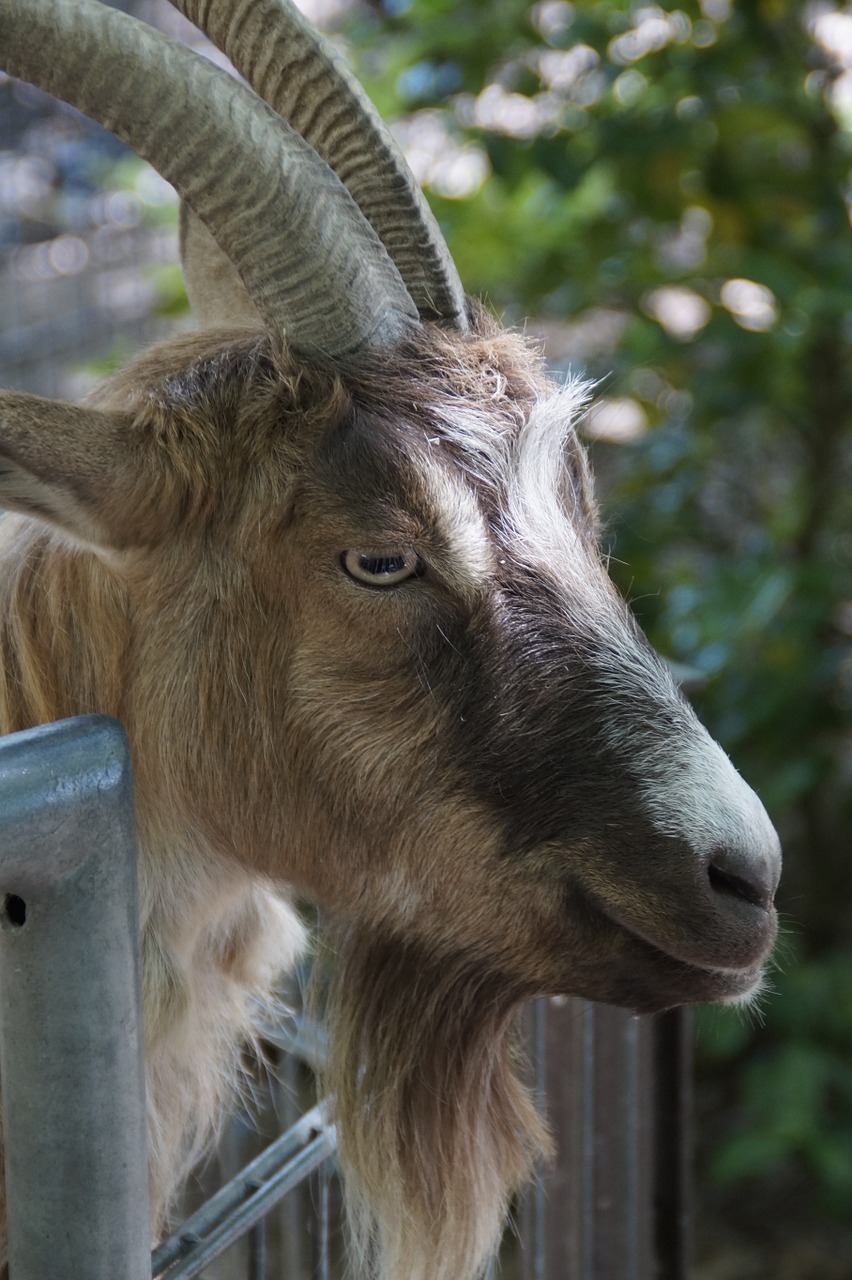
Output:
0,307,778,1279
322,929,551,1280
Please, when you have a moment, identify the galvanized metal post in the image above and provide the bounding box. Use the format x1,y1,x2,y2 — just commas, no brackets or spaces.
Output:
0,715,150,1280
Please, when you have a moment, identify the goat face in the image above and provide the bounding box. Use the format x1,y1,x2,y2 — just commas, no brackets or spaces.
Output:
283,331,779,1016
100,319,778,1018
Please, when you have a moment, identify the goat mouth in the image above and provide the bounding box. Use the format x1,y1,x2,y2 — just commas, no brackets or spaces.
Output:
558,926,766,1015
610,925,770,1014
645,949,764,1012
560,885,773,1013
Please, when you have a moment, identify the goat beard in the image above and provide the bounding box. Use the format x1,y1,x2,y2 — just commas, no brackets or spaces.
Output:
318,925,553,1280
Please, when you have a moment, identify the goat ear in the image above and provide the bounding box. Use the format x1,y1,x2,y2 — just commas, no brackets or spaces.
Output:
180,203,265,331
0,391,138,549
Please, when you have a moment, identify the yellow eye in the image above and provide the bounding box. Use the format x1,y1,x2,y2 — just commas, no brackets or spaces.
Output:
341,549,422,587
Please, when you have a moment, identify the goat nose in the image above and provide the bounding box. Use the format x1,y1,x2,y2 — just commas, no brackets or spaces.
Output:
706,838,781,913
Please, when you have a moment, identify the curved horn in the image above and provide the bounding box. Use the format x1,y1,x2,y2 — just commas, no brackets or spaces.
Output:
0,0,420,358
171,0,468,330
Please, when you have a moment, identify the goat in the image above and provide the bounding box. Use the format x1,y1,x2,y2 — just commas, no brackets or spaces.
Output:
0,2,781,1278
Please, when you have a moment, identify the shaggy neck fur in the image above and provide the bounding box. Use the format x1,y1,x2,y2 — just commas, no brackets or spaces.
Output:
322,927,552,1280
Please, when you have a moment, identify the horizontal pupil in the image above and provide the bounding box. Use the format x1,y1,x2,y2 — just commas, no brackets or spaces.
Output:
362,556,406,576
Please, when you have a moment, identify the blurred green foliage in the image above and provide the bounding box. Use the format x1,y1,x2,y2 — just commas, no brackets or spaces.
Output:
700,949,852,1216
333,0,850,1265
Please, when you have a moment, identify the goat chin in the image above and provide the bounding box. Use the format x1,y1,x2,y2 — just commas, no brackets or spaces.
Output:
320,927,552,1280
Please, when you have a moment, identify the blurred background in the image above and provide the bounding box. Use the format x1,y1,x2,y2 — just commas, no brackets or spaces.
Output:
1,0,851,1275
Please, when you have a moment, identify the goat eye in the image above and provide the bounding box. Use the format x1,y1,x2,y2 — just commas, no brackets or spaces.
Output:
341,549,421,588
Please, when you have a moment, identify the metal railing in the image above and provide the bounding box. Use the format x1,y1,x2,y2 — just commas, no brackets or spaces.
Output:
0,716,150,1280
152,1101,336,1280
0,716,690,1279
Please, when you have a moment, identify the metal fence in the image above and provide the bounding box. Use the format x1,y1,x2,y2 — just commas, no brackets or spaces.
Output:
0,717,690,1280
0,717,150,1280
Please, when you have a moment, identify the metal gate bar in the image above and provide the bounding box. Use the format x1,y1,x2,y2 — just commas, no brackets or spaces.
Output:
0,715,149,1280
151,1102,336,1279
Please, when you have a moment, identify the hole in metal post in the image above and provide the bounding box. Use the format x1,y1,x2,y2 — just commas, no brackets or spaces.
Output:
2,895,26,928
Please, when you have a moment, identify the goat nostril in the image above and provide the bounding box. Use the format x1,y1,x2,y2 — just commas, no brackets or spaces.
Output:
707,856,773,912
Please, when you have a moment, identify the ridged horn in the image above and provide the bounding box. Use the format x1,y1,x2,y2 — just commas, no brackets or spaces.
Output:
0,0,421,358
170,0,468,329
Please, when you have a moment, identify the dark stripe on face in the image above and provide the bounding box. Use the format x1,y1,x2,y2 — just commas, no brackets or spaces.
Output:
411,565,687,860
